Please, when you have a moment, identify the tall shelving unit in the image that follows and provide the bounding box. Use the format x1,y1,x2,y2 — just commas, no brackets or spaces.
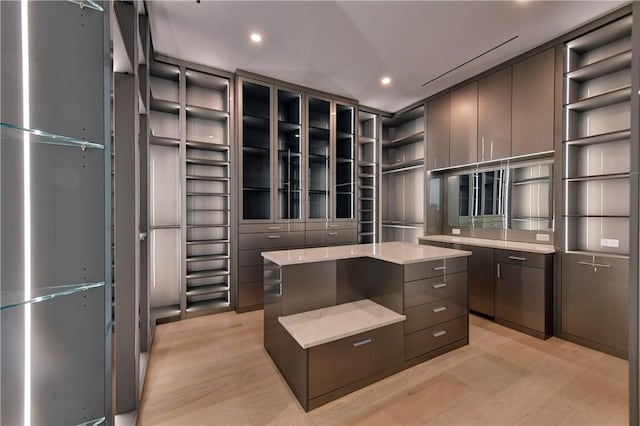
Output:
184,68,231,317
561,14,632,357
381,105,425,243
148,57,233,322
357,110,380,243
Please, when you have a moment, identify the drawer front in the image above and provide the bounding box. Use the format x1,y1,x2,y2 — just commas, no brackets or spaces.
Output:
239,223,305,234
305,221,357,231
238,281,263,308
495,249,546,269
239,231,305,250
404,272,467,309
305,229,357,247
238,249,264,267
308,323,402,399
238,265,262,284
404,293,468,334
404,256,467,282
404,317,467,361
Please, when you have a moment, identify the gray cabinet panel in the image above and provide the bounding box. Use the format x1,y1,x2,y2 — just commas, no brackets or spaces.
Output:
308,323,402,399
403,256,467,282
404,293,467,334
238,230,305,250
239,265,262,283
450,82,478,166
458,244,495,317
426,93,450,170
404,317,467,361
238,281,263,309
305,221,357,231
561,253,628,354
512,48,555,156
404,272,467,309
305,229,357,247
495,263,546,333
239,223,305,233
478,67,512,161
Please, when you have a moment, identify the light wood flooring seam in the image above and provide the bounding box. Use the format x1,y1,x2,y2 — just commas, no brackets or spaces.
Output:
138,311,627,425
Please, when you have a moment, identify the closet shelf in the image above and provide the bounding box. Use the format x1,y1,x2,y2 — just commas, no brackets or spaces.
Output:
566,15,632,54
382,158,424,173
278,121,301,132
186,299,229,315
565,86,631,112
186,140,229,151
186,269,230,279
358,136,376,144
564,172,630,182
186,158,229,166
358,161,376,167
564,214,629,218
564,129,630,146
1,281,105,311
150,60,180,81
186,191,230,196
383,106,424,127
382,131,424,148
243,114,270,130
1,122,104,150
186,175,229,182
185,70,228,92
186,284,229,298
150,135,180,147
186,254,230,262
186,238,230,245
186,105,229,122
186,224,230,229
565,49,631,83
150,96,180,114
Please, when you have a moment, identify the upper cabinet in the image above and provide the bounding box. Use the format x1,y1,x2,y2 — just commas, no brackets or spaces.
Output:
512,48,555,156
277,88,303,221
450,82,478,167
307,96,332,220
478,67,512,161
335,103,356,219
426,93,450,170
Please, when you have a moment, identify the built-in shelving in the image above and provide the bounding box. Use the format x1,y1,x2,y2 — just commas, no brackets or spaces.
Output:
358,110,379,243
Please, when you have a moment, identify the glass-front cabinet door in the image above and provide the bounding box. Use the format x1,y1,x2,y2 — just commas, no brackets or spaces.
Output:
307,97,331,220
241,80,272,220
277,89,303,220
335,103,355,219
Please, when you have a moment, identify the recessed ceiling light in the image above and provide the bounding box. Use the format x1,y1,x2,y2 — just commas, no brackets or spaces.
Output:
381,76,391,86
250,33,262,43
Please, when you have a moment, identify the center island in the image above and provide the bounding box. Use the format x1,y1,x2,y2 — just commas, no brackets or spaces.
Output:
261,241,471,411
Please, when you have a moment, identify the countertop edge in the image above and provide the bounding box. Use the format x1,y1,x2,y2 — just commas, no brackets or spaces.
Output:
419,235,556,254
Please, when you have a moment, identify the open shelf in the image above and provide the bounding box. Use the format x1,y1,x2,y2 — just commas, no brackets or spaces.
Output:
565,172,630,182
186,299,229,315
566,49,631,83
186,269,230,279
1,281,105,311
567,15,632,54
186,175,229,182
565,128,630,146
186,284,229,298
186,105,229,122
381,158,424,173
565,85,631,112
186,140,229,151
151,305,182,324
150,135,180,147
186,158,229,166
186,238,231,245
150,96,180,114
382,130,424,148
186,254,230,262
1,122,104,150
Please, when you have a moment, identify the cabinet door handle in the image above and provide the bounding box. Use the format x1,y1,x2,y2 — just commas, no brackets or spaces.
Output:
432,306,447,313
267,235,281,239
352,338,372,347
432,283,447,289
328,224,339,228
578,261,611,268
268,226,281,230
481,137,485,161
432,266,446,271
278,283,283,296
490,141,493,160
497,263,501,279
508,256,527,261
328,232,339,236
432,330,447,338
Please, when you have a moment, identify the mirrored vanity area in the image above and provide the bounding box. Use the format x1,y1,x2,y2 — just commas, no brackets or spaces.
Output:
421,157,555,339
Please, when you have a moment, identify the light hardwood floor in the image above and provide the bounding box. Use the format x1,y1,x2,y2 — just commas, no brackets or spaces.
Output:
138,311,628,425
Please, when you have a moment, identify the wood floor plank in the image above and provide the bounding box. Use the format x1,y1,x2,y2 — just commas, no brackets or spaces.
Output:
138,311,628,425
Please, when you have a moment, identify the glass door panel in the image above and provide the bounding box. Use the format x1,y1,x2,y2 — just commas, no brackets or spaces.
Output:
308,97,330,219
277,89,302,220
336,104,355,219
242,81,271,220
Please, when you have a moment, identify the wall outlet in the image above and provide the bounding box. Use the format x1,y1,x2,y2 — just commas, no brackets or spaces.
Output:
601,238,619,248
452,228,461,235
536,233,550,242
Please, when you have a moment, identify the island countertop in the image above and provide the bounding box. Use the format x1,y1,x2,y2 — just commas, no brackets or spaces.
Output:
262,241,471,266
419,235,556,254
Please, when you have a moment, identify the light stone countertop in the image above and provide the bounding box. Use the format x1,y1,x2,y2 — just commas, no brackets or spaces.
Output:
261,241,470,266
419,235,556,254
278,299,406,349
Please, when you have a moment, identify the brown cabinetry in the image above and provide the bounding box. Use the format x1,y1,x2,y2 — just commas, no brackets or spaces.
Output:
478,67,512,161
449,82,478,166
426,93,450,170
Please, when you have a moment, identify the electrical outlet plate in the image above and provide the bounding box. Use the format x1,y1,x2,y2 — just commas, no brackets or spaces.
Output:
536,233,550,242
601,238,619,248
452,228,460,235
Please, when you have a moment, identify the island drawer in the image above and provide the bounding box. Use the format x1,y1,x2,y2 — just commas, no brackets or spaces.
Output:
404,272,467,309
239,223,305,234
404,256,467,282
404,293,468,334
239,231,305,250
308,322,402,399
404,317,467,361
305,221,357,231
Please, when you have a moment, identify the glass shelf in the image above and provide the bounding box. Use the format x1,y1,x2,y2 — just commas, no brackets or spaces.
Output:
1,122,104,150
1,281,105,311
67,0,104,12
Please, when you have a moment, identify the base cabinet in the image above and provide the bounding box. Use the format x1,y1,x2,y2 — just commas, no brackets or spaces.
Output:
561,253,628,358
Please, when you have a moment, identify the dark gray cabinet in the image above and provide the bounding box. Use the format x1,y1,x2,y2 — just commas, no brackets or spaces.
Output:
495,250,553,339
450,82,478,166
456,244,495,317
478,67,512,161
561,253,628,358
426,93,450,170
512,48,555,156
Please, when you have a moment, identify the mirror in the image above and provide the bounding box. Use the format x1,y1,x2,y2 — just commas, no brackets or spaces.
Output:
446,161,553,232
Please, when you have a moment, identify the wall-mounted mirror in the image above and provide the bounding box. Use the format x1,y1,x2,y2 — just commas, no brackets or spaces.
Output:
445,159,553,235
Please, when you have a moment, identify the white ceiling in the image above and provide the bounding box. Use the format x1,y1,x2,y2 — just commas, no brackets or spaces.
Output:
147,0,627,113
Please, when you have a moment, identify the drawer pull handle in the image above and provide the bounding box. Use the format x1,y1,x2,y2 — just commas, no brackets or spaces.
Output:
432,330,447,338
268,226,281,230
578,261,611,268
432,283,447,289
508,256,527,261
352,338,372,347
432,306,447,313
328,232,339,236
267,235,281,239
432,266,446,271
328,224,339,228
